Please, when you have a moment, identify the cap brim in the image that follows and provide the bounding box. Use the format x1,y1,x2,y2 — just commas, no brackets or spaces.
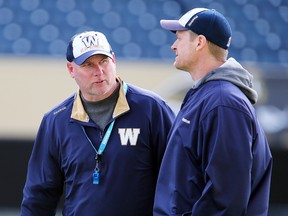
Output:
74,50,113,65
160,20,187,31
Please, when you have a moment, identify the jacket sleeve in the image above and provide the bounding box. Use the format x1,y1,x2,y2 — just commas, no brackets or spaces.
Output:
151,101,175,174
192,106,254,215
21,115,64,216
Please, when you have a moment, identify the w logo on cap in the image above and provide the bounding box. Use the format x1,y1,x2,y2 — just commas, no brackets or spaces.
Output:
67,31,113,65
81,34,99,48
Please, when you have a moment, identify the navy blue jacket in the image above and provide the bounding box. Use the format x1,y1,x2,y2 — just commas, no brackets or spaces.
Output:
154,58,272,216
21,79,175,216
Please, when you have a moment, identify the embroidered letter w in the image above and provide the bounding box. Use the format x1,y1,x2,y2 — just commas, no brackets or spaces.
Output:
118,128,140,146
82,34,99,48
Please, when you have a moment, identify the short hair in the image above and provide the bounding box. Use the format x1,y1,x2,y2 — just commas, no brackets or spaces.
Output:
207,40,228,61
188,31,228,61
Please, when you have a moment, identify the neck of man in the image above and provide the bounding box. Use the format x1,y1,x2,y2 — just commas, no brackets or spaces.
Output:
190,54,226,81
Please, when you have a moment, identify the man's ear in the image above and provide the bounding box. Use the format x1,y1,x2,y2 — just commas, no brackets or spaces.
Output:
196,35,207,50
111,52,116,63
67,62,75,78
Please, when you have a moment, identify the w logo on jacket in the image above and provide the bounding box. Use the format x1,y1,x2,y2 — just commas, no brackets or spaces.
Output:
118,128,140,146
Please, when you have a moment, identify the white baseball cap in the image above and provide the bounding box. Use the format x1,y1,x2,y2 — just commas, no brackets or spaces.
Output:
66,31,113,65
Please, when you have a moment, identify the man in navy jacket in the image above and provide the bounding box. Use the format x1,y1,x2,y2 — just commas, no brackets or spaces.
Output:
154,8,272,215
21,31,175,216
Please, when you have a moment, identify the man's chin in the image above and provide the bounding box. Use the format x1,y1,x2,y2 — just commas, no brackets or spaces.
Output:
173,61,178,68
173,61,182,70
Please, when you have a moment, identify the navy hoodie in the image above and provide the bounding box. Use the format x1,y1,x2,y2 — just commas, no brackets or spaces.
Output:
154,58,272,216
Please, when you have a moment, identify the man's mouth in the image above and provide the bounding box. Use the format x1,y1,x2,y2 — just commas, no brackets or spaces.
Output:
95,80,104,84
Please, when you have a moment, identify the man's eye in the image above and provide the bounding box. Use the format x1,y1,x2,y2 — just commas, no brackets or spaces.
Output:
82,62,92,67
100,58,109,64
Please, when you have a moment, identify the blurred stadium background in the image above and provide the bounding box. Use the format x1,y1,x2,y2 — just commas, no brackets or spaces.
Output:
0,0,288,215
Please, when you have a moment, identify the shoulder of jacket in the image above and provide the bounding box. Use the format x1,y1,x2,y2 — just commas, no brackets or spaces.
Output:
44,94,75,118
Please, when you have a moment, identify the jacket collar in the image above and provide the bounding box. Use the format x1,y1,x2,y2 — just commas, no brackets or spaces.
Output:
71,76,130,122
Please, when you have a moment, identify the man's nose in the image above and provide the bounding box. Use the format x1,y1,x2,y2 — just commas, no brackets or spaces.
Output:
92,64,103,75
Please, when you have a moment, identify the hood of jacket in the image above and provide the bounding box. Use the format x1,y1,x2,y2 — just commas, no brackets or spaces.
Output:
193,58,258,104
